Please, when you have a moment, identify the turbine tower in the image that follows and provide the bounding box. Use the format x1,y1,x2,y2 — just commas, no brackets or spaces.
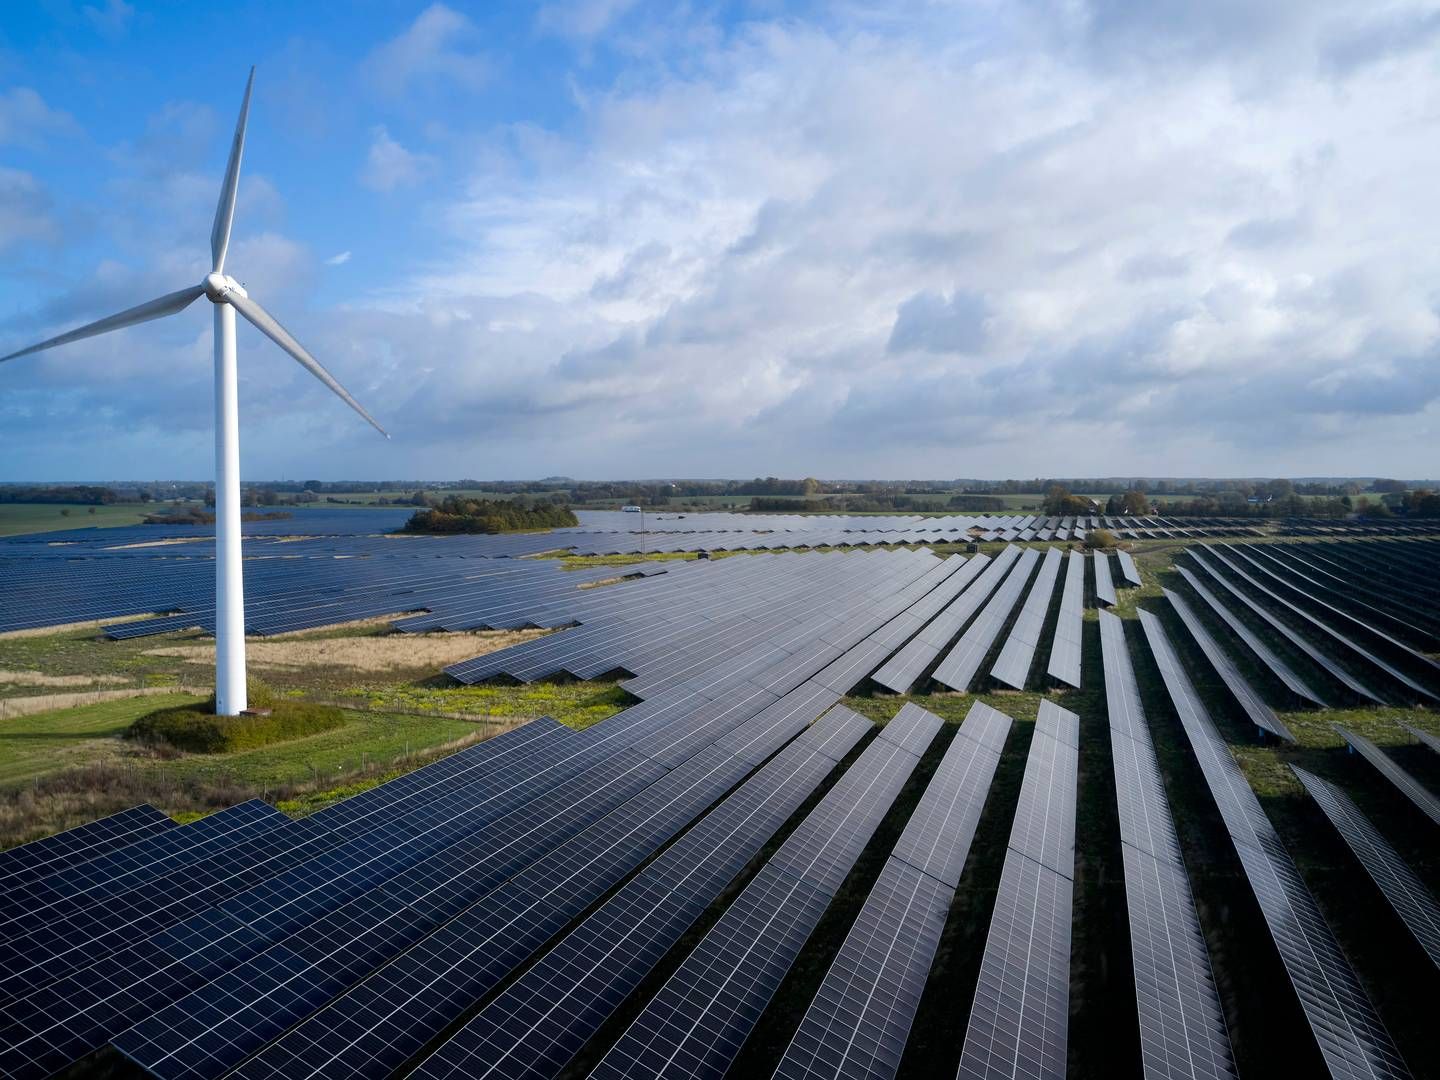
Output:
0,69,388,716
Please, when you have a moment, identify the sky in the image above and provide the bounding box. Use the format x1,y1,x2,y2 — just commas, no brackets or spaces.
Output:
2,0,1440,481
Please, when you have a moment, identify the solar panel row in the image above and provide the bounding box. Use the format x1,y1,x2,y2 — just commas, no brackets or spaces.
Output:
932,547,1042,691
1290,767,1440,972
0,804,174,892
774,701,1011,1080
1093,551,1118,607
991,546,1064,690
1184,549,1384,705
1332,726,1440,827
382,707,875,1080
869,551,1008,693
1099,610,1237,1080
1045,549,1085,689
1162,588,1294,742
586,702,942,1080
1138,611,1410,1080
956,700,1080,1080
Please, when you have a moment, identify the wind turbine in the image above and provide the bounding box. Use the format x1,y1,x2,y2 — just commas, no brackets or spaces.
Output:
0,68,388,716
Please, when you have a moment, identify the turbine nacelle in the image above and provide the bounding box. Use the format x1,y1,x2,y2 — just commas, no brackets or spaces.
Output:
203,273,248,303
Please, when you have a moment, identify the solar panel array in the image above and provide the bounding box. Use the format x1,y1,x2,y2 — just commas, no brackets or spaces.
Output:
1138,610,1411,1080
932,547,1041,690
1332,726,1440,827
990,546,1063,690
1198,546,1438,706
402,708,874,1080
587,702,942,1080
870,549,1014,694
1183,548,1383,704
1045,549,1085,688
774,701,1011,1080
0,507,1276,639
1162,588,1294,742
956,700,1080,1080
65,548,954,1080
0,804,174,891
1290,766,1440,971
1093,550,1119,607
1099,610,1237,1080
1172,564,1326,707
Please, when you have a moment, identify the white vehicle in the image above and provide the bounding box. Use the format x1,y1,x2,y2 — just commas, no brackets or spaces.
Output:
622,505,643,513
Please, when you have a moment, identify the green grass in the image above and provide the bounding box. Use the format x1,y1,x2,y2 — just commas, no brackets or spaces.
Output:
0,502,161,536
334,680,632,731
0,693,204,786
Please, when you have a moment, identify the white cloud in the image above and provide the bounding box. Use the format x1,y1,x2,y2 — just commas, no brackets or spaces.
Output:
536,0,638,41
83,0,134,37
0,168,56,252
360,126,434,192
0,88,80,148
366,4,489,99
8,2,1440,480
326,251,352,266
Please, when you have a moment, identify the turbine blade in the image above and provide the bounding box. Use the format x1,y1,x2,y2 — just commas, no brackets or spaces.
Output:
210,66,255,273
227,291,389,438
0,285,205,364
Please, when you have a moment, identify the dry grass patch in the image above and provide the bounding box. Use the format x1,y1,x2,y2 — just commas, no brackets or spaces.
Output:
0,612,168,640
143,628,554,674
0,670,129,688
0,686,208,720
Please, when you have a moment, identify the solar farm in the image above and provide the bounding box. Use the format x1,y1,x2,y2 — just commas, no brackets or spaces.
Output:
0,509,1438,1080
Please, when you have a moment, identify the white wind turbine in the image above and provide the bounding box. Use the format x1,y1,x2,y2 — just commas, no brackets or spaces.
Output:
0,68,388,716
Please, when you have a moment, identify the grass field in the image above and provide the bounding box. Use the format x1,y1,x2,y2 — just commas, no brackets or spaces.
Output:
0,502,161,536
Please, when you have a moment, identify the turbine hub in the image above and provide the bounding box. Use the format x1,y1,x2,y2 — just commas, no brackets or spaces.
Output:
202,272,248,302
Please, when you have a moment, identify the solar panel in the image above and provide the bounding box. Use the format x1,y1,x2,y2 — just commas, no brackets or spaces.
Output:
1404,723,1440,756
1332,725,1440,827
773,702,1010,1080
1201,546,1436,706
1184,549,1382,705
1099,610,1237,1080
1138,610,1410,1080
586,704,936,1080
0,804,174,890
1116,549,1142,588
390,708,873,1080
1291,766,1440,971
956,700,1079,1080
1163,588,1294,742
1173,565,1326,707
990,546,1063,690
1093,551,1118,607
1045,550,1084,688
932,548,1041,691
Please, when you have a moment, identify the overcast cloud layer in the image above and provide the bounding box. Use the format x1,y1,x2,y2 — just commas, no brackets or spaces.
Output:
2,0,1439,480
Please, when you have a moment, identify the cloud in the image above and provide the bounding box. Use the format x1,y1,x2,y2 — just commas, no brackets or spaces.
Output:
82,0,134,37
536,0,638,41
0,168,55,252
0,88,80,148
366,4,489,99
887,290,990,355
8,2,1440,480
326,251,352,266
360,126,434,192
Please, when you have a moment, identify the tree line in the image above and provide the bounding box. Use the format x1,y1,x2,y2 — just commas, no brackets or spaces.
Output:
403,497,579,534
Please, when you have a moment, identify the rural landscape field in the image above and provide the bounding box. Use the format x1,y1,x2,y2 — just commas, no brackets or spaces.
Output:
5,2,1440,1079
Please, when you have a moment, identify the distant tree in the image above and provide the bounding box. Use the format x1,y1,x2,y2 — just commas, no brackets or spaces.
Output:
801,477,822,496
1085,528,1117,550
1122,491,1150,515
